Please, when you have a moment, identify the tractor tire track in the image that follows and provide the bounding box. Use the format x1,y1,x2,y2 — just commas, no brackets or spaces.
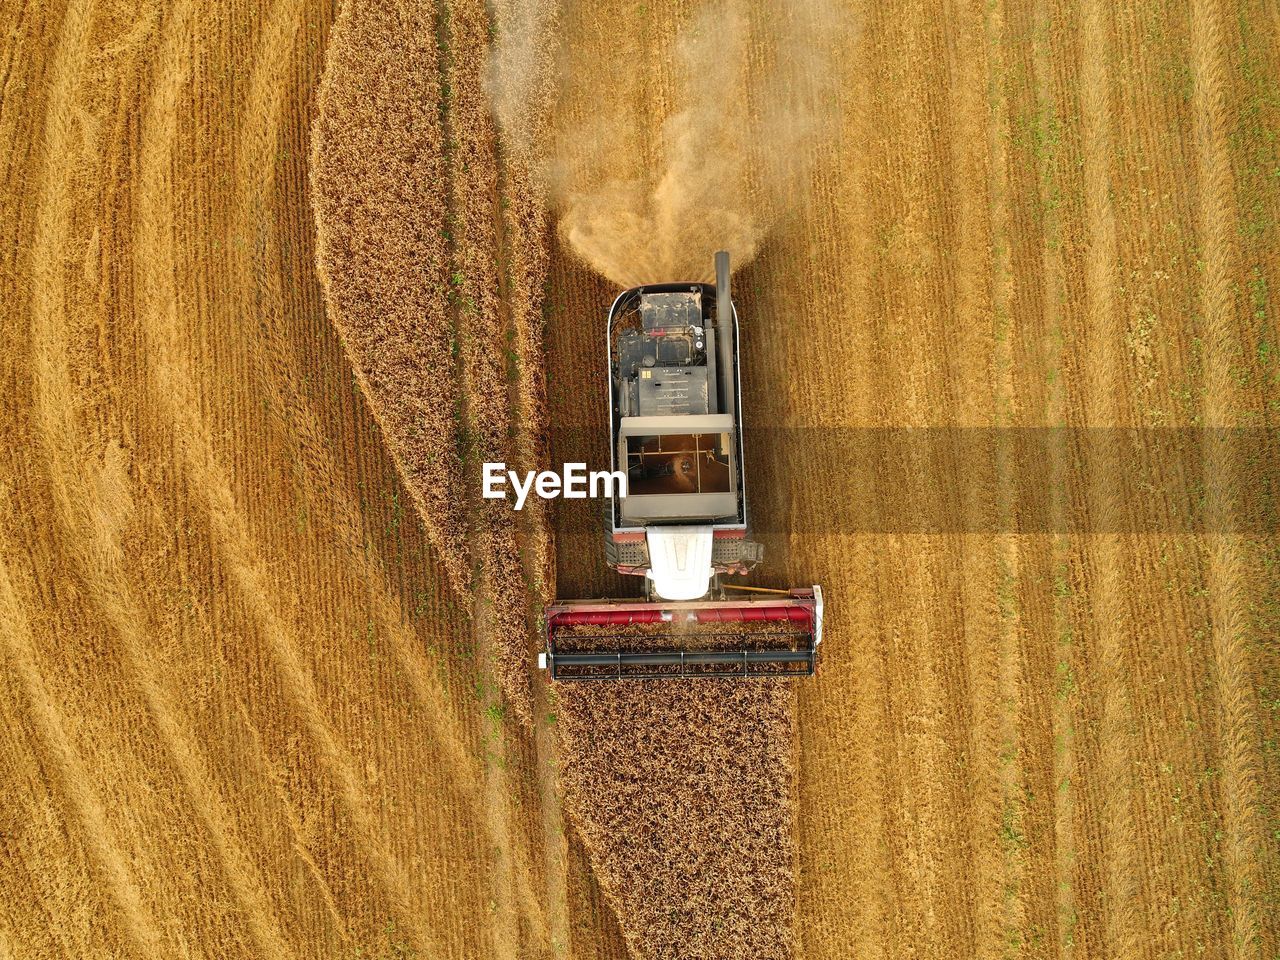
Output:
883,1,993,951
1077,1,1145,952
0,548,162,960
1191,0,1267,952
1029,4,1079,954
231,700,352,948
831,13,939,956
976,0,1037,952
785,12,892,955
1109,4,1240,954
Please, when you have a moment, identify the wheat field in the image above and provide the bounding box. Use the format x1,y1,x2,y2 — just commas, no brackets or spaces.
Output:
2,0,1278,958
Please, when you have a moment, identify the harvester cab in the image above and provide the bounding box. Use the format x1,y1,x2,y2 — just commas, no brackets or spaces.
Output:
539,251,824,681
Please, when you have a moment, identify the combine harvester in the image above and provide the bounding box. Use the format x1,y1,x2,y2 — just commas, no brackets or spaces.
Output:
539,252,824,680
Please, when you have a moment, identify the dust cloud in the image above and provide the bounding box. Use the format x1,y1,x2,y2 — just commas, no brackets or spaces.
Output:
488,0,847,286
487,0,561,172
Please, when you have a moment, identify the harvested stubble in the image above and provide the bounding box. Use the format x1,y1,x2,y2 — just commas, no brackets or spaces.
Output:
555,624,799,960
489,0,558,603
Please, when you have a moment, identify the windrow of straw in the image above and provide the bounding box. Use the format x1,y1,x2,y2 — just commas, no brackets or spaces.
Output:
310,0,470,594
490,0,558,601
440,0,535,721
312,0,550,721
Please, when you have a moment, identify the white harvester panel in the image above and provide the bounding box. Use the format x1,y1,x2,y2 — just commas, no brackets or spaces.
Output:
645,525,715,600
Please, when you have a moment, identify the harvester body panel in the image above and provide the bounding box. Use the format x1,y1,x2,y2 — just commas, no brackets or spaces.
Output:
602,254,759,585
539,252,824,681
606,286,748,538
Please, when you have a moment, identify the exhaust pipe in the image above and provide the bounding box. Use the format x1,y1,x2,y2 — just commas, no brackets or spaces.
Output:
714,251,735,420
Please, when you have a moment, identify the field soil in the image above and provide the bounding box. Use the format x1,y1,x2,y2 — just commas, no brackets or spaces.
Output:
3,1,1279,959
